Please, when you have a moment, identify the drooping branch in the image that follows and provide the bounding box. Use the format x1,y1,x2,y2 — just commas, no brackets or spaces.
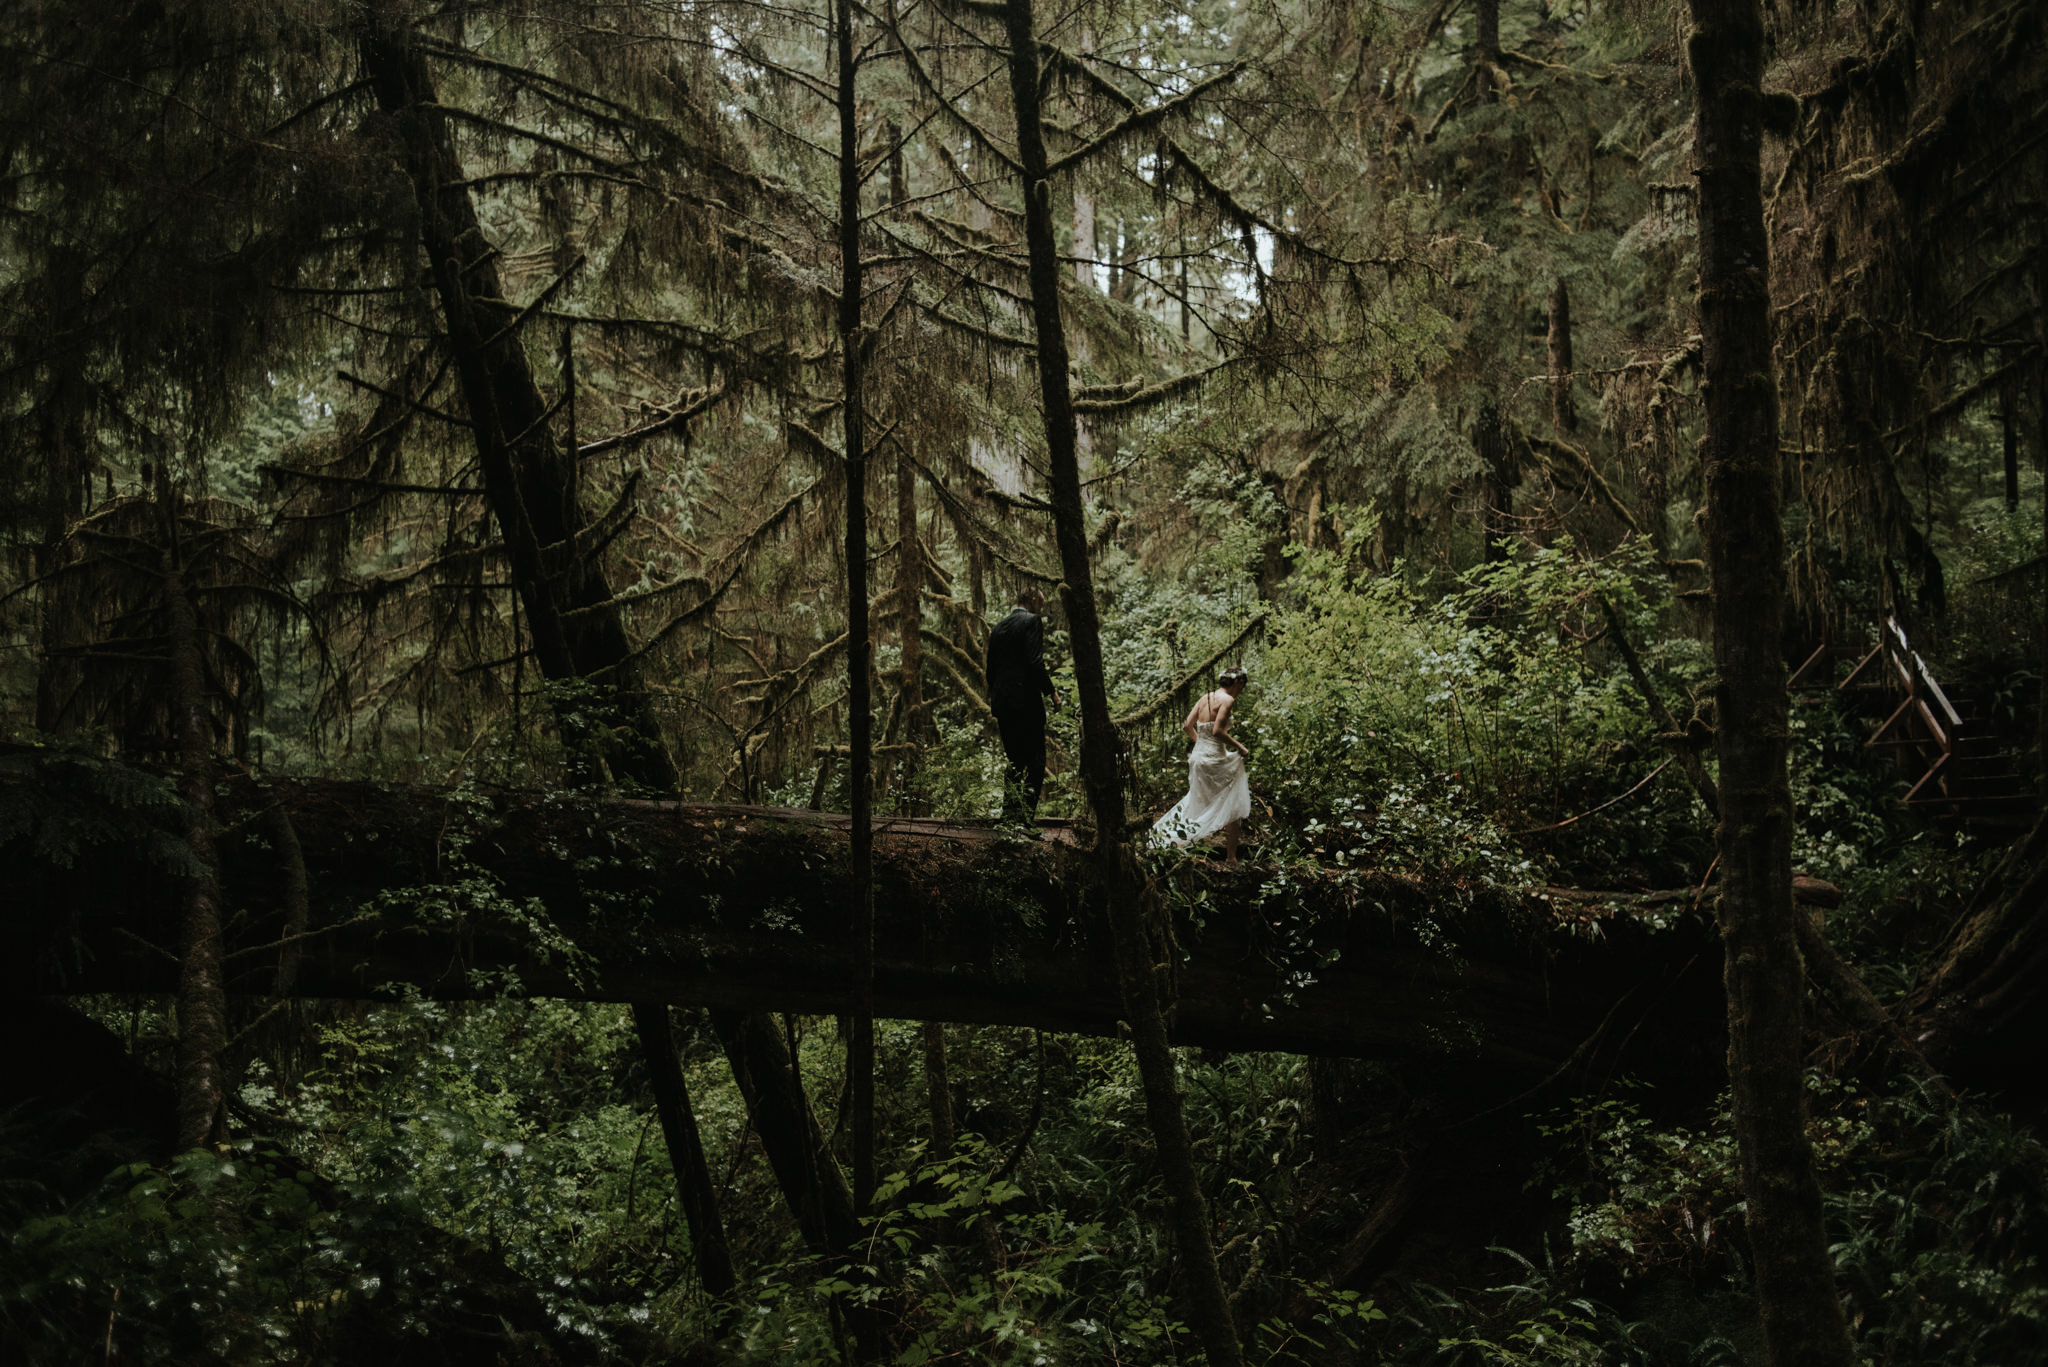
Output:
1113,613,1270,729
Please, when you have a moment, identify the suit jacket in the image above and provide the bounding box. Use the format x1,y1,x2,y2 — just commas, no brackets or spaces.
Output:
986,607,1055,714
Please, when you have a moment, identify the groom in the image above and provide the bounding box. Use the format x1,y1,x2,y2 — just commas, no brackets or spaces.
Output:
985,585,1062,820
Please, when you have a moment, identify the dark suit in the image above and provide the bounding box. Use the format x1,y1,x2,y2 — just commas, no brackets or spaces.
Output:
986,605,1056,817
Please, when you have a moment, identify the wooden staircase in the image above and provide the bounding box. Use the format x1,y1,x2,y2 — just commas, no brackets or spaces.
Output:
1793,617,2035,824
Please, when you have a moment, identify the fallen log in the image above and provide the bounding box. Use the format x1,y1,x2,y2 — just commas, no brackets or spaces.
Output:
3,759,1722,1075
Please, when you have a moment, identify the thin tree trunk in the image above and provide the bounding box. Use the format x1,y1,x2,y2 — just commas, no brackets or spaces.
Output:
1073,190,1097,292
1476,0,1502,99
1600,597,1718,818
711,1008,863,1256
835,0,878,1217
920,1022,955,1158
897,452,927,808
1000,4,1244,1362
1685,4,1857,1363
2032,239,2048,787
165,556,226,1152
633,1003,739,1305
266,798,309,999
2001,373,2019,513
887,96,925,813
1549,281,1577,435
1478,401,1514,562
1071,24,1097,294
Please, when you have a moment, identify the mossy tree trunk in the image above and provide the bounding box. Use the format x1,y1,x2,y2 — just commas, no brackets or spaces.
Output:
2033,239,2048,786
1549,281,1577,436
835,0,878,1218
896,456,926,808
360,29,668,791
632,1003,738,1305
165,550,226,1152
712,1009,863,1257
361,20,755,1307
1685,4,1857,1364
1000,3,1244,1362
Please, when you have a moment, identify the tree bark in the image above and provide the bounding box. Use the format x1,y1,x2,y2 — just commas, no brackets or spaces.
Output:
1549,281,1578,435
1600,597,1719,818
1685,4,1857,1363
1476,0,1502,99
920,1022,956,1157
633,1002,739,1304
265,796,310,999
1000,4,1244,1362
2001,372,2020,513
1071,23,1098,294
165,557,226,1152
11,768,1729,1071
1478,401,1515,563
896,453,927,809
711,1008,863,1257
835,0,878,1218
2032,239,2048,786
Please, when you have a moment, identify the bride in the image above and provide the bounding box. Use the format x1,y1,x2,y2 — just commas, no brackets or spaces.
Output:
1153,665,1252,861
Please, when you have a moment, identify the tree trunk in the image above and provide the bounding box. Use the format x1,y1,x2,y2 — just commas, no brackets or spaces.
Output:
2033,238,2048,786
889,110,925,810
2001,372,2019,513
1601,597,1718,818
364,22,749,1304
1073,190,1097,292
1476,0,1502,99
711,1008,863,1256
15,773,1728,1073
1071,24,1097,294
1478,401,1515,562
1549,281,1578,435
165,557,226,1152
265,797,310,999
1000,4,1245,1362
1685,4,1857,1363
896,453,927,809
835,0,878,1217
632,1002,739,1304
921,1021,955,1157
360,28,673,792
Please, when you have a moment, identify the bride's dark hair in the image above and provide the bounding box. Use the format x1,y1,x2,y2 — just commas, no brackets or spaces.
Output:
1218,665,1249,688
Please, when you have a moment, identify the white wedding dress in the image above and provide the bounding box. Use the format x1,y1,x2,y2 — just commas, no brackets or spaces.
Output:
1152,720,1251,847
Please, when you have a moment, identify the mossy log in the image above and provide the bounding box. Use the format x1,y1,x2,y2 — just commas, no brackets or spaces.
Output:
6,768,1724,1074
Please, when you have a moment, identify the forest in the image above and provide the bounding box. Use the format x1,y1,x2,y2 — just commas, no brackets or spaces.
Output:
2,0,2046,1362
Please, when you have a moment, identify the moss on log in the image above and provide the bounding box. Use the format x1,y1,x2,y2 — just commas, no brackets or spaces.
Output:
5,766,1721,1073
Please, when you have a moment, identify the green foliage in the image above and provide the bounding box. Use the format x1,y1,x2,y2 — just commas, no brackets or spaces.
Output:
0,739,198,879
265,998,661,1287
1516,1074,2048,1367
0,1140,625,1365
1252,525,1696,883
4,1150,358,1364
900,713,1007,820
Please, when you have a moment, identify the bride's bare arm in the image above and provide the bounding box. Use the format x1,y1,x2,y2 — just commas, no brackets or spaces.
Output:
1213,695,1249,754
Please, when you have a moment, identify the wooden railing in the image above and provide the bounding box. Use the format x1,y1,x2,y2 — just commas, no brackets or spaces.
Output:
1794,617,2033,819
